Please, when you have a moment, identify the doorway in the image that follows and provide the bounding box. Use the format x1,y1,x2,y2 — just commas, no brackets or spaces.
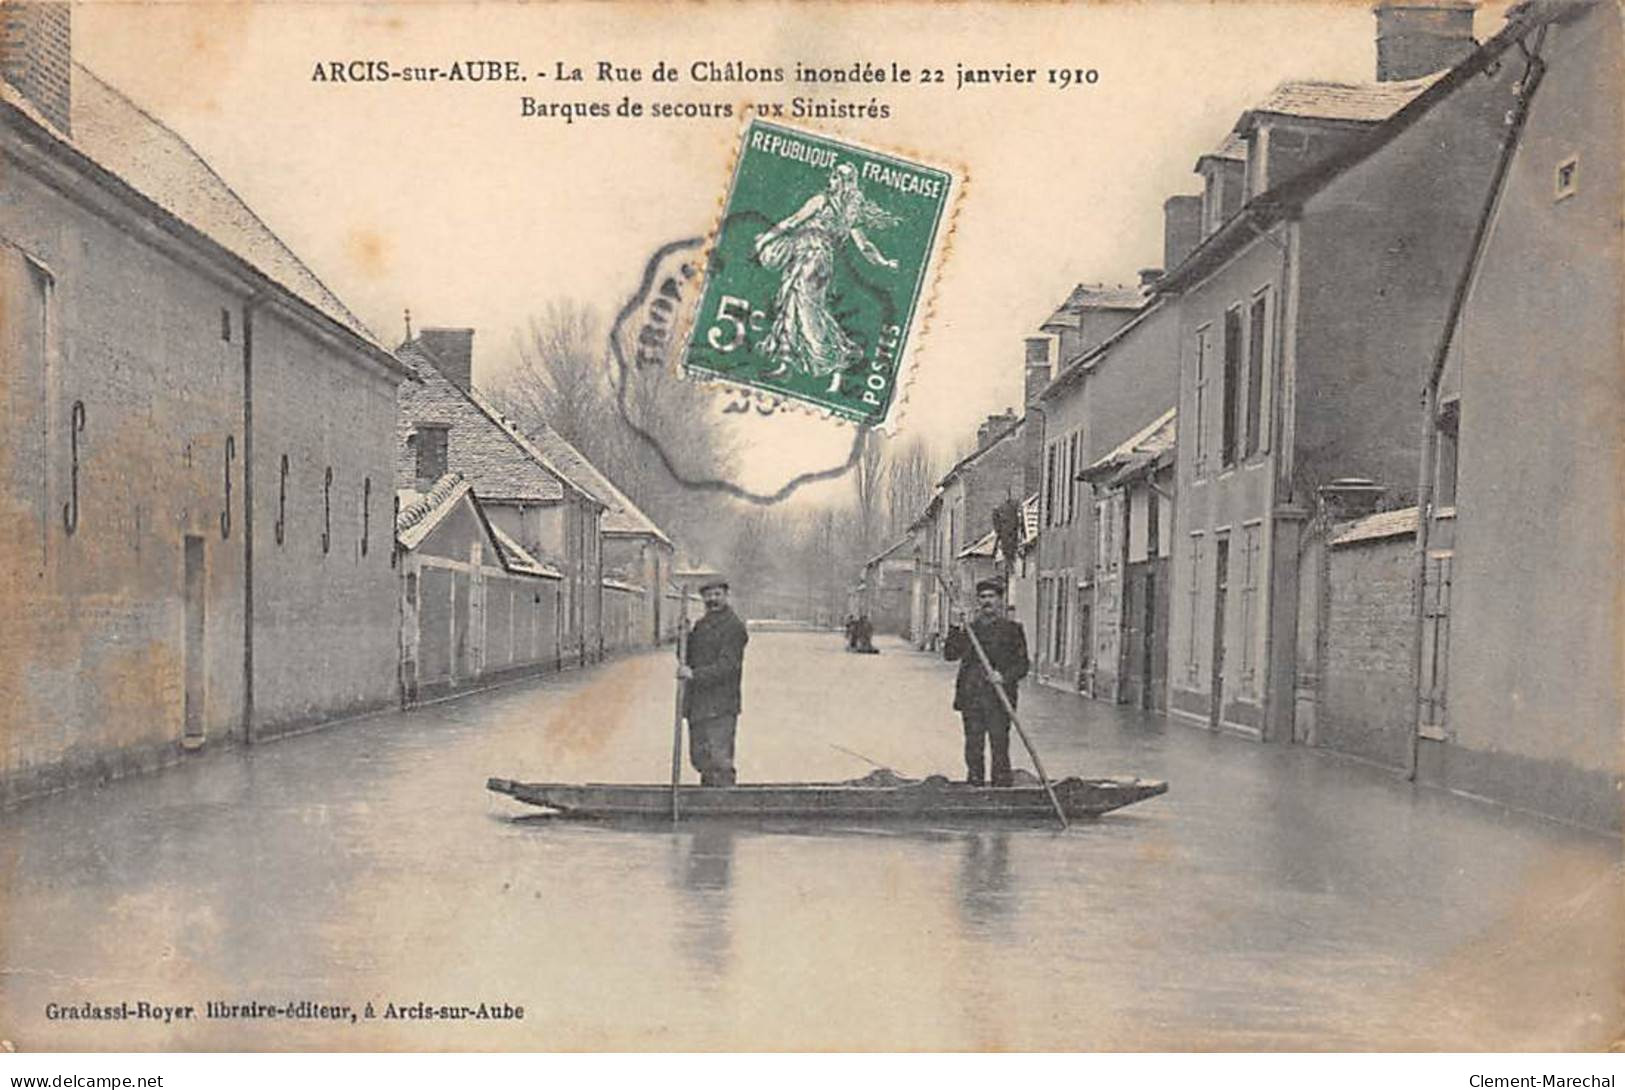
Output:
182,535,206,745
1210,536,1230,730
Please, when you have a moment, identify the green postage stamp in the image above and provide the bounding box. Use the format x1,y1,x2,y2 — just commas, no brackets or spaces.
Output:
685,121,954,426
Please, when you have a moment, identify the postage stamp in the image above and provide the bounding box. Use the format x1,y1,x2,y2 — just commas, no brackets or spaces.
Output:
684,121,954,426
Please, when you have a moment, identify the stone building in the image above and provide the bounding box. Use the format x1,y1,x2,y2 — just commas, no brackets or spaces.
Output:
1161,0,1518,740
0,3,406,804
1410,0,1622,830
395,331,608,669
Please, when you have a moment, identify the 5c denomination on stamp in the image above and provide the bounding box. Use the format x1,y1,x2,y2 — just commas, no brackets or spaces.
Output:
685,121,954,426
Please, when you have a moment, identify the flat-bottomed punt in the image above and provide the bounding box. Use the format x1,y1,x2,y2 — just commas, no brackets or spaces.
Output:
486,771,1167,820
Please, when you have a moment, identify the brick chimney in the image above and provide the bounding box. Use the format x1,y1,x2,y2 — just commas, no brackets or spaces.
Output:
419,327,475,390
1163,195,1203,272
1374,1,1476,82
2,2,71,135
1318,477,1387,520
977,409,1017,452
1023,335,1054,408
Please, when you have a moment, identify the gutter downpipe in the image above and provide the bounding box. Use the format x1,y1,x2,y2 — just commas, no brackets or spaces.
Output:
1408,28,1548,782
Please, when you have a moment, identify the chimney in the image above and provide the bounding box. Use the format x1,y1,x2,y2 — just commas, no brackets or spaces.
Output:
977,410,1017,452
419,327,475,390
1164,195,1202,272
2,2,71,135
1023,335,1054,409
1374,1,1477,82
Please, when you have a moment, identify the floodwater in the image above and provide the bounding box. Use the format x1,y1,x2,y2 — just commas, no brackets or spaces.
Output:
1,630,1619,1051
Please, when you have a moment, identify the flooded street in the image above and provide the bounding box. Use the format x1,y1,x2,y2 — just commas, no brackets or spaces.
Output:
2,630,1619,1051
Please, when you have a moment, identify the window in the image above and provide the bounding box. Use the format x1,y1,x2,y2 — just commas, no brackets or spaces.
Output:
361,476,372,556
1555,155,1578,201
1239,523,1261,685
1244,292,1269,457
414,423,449,482
1186,533,1204,676
1066,432,1081,524
1435,398,1460,510
1221,307,1242,468
1044,442,1058,526
1052,570,1070,665
1193,326,1211,476
220,307,232,343
1146,485,1160,558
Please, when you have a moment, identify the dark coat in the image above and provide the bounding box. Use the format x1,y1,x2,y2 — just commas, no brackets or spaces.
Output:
682,606,749,720
944,615,1029,715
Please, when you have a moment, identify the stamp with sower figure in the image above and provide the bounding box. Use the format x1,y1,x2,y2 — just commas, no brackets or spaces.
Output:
685,121,954,427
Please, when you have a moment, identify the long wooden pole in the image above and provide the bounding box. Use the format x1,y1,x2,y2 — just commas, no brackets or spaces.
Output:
934,570,1068,830
670,584,690,822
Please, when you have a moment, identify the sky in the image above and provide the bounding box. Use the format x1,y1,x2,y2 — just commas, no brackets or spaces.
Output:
74,1,1510,503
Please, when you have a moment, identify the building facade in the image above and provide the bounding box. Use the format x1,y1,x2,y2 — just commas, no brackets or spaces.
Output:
1,6,405,804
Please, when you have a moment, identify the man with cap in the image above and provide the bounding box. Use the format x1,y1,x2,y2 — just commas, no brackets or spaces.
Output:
944,576,1029,787
676,578,750,786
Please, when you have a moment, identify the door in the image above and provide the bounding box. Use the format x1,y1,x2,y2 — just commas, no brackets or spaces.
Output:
1140,570,1157,710
182,535,206,744
1210,536,1230,730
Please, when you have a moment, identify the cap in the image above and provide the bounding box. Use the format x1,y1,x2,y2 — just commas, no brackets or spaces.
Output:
698,577,730,592
975,576,1006,595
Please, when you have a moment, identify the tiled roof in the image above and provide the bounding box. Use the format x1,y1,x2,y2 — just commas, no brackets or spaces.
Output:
526,424,672,545
864,536,914,568
1079,408,1177,486
395,474,470,549
397,340,574,503
1042,282,1149,330
20,66,389,357
1240,75,1442,126
939,415,1023,488
1329,506,1419,547
1205,130,1249,162
489,522,562,579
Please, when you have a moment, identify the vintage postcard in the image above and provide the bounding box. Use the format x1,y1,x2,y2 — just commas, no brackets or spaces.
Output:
0,0,1620,1061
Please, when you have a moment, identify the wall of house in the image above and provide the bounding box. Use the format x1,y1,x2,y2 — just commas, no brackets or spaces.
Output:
399,498,562,701
1292,56,1515,505
1317,530,1416,769
1167,239,1283,736
1034,384,1087,688
250,308,400,736
601,582,648,654
0,157,249,803
1425,7,1624,832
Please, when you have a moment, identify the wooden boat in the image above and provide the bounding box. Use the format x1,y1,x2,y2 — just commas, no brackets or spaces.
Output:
486,769,1167,820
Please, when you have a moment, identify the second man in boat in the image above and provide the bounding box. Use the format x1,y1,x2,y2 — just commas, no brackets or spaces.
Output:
944,576,1030,787
676,577,750,787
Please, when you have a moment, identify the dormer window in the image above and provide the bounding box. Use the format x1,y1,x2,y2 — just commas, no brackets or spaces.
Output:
413,422,450,483
1555,155,1578,201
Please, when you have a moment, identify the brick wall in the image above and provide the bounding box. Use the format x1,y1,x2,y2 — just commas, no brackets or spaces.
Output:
1317,530,1415,769
1,2,71,134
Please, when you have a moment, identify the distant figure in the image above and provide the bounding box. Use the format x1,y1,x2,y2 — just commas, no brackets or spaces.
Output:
852,614,878,654
676,578,750,786
944,577,1029,787
844,614,858,649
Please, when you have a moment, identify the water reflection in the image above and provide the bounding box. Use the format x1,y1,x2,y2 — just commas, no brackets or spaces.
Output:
956,830,1014,930
671,825,736,977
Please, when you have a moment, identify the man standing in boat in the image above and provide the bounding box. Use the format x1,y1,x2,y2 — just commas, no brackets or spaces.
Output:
676,578,750,787
944,577,1029,787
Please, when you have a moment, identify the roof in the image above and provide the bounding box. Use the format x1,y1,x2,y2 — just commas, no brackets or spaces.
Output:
489,522,562,578
1041,282,1149,330
1040,298,1170,401
2,65,394,365
1236,75,1442,130
958,530,998,560
1078,408,1177,488
526,424,672,545
938,416,1023,488
394,473,563,578
396,473,471,550
602,576,645,594
1329,506,1419,547
1159,13,1545,295
864,536,914,569
397,339,591,505
1198,130,1250,167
